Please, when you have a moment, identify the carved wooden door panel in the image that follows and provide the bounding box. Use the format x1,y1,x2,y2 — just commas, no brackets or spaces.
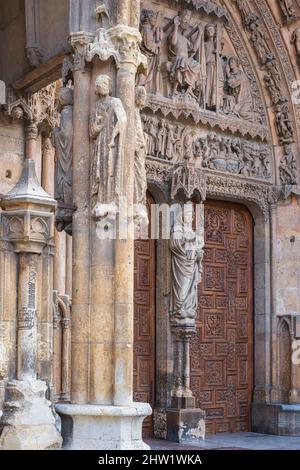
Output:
191,201,253,434
133,193,156,437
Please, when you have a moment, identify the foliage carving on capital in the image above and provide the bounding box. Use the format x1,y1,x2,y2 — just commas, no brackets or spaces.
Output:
86,24,147,70
69,32,94,72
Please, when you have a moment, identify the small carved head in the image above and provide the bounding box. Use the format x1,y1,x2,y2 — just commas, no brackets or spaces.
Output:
141,9,156,26
284,143,292,154
135,86,147,108
95,74,112,97
228,56,240,70
180,9,192,30
205,24,216,40
183,202,194,227
11,106,24,121
58,87,73,107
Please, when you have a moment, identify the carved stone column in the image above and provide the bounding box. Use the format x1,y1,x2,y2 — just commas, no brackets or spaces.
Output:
42,137,55,197
0,159,61,450
68,32,93,405
171,327,196,409
167,173,206,444
56,2,151,449
25,122,39,163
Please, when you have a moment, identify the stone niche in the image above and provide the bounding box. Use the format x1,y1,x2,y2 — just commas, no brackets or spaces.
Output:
138,0,273,184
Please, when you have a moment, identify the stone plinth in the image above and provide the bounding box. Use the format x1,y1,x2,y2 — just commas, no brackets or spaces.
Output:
56,403,152,450
166,408,205,444
0,380,62,450
0,159,59,449
252,403,300,436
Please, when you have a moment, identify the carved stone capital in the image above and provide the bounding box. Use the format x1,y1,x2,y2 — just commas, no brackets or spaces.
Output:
7,84,59,136
86,25,147,70
69,32,94,72
25,123,38,141
171,325,196,341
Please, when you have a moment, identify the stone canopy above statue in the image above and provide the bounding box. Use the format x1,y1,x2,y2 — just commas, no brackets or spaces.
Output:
137,1,263,126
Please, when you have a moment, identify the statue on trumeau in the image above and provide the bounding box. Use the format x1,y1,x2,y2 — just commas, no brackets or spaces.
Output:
170,204,204,325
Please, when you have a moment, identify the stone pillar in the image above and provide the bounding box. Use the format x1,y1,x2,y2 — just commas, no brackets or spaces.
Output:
16,253,38,381
270,203,279,402
113,33,137,408
0,159,61,450
69,32,93,405
65,235,72,297
53,230,66,295
56,10,151,448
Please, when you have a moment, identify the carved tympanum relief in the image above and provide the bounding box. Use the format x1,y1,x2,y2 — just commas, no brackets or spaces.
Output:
142,113,272,181
90,75,127,219
138,0,283,190
138,3,261,124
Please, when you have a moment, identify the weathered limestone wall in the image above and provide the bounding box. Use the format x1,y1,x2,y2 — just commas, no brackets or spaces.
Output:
38,0,69,62
0,0,28,85
276,197,300,316
0,118,25,195
0,116,24,383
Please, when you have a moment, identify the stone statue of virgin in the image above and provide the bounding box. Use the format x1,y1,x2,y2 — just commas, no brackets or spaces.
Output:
170,204,203,326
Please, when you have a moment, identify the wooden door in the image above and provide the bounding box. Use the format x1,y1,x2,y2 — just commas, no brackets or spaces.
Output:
190,201,253,434
133,193,156,437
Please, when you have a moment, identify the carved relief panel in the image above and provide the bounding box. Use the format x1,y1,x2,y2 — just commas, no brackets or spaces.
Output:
140,0,275,187
139,1,264,123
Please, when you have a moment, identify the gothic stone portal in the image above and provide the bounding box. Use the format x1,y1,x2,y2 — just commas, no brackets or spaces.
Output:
191,201,254,434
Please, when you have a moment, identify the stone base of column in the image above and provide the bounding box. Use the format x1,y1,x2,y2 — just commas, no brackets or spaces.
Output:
252,403,300,436
56,403,152,450
166,408,205,444
171,396,196,409
0,380,62,450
